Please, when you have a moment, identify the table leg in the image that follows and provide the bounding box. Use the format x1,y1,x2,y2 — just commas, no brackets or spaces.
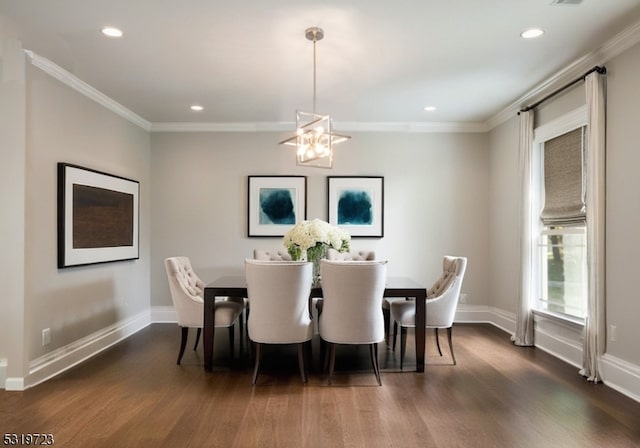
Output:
204,291,215,371
414,291,426,372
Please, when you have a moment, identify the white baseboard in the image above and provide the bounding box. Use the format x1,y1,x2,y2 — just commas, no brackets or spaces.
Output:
601,354,640,403
21,310,151,390
0,359,7,389
532,313,583,369
455,304,517,335
151,305,177,323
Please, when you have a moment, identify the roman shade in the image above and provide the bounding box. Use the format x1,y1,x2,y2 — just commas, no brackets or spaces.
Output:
540,127,586,225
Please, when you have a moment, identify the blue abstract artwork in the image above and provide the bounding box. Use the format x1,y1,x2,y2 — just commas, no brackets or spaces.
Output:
337,189,372,225
259,188,295,224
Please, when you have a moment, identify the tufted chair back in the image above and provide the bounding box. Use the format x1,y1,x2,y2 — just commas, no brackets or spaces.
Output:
253,249,292,261
427,256,462,298
165,256,206,328
425,256,467,327
326,248,375,261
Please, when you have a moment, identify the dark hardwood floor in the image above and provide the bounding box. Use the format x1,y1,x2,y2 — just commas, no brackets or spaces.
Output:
2,323,639,447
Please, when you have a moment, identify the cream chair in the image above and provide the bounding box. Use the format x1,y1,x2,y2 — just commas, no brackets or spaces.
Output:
164,256,244,365
391,256,467,369
245,259,314,384
319,259,388,385
324,249,401,343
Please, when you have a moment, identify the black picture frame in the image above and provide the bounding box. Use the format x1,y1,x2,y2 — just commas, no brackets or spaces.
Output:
57,163,140,268
247,175,307,237
327,176,384,238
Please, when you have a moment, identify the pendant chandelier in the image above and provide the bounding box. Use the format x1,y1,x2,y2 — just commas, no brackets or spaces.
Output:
279,27,351,168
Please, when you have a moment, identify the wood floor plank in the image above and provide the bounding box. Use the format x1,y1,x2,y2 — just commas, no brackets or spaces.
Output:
1,323,639,447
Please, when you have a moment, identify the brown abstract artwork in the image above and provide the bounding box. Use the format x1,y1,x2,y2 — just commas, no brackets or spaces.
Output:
58,162,139,268
72,184,134,248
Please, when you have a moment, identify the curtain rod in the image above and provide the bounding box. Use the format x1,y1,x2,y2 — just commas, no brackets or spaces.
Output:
519,65,606,113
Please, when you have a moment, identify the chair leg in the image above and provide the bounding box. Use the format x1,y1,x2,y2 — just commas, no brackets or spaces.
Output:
400,327,407,371
392,322,398,351
435,328,443,356
320,338,327,372
297,343,307,384
177,327,189,365
383,307,390,345
252,342,261,385
193,328,201,351
228,325,235,360
304,340,314,373
328,343,336,385
369,343,382,386
447,326,456,365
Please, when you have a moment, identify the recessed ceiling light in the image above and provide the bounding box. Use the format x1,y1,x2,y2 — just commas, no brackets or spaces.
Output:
424,106,437,111
190,105,204,111
521,28,544,39
101,26,123,38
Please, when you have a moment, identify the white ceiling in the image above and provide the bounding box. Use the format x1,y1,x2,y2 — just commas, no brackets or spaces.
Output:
2,0,640,129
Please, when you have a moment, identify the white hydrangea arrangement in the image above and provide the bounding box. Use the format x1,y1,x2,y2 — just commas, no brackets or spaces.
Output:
283,218,350,261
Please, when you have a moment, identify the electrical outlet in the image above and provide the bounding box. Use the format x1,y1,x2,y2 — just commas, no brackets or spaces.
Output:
459,293,467,304
42,328,51,346
609,325,617,342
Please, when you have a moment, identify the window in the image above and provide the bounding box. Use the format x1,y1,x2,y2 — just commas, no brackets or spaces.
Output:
533,110,588,321
537,226,587,318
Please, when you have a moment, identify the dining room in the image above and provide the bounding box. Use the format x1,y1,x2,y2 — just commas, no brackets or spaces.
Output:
3,1,640,446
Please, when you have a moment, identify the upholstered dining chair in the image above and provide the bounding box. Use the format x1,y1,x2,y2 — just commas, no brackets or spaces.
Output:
319,259,388,385
390,256,467,369
164,256,244,365
321,249,400,342
245,259,314,385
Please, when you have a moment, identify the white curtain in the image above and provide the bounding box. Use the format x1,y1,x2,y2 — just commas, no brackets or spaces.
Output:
580,71,606,382
512,110,535,347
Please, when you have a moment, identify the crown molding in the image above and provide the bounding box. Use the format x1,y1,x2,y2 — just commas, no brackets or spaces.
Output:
24,50,152,131
150,122,292,132
151,121,488,133
485,20,640,131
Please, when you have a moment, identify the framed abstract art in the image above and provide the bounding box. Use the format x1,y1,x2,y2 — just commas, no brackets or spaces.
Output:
327,176,384,238
58,163,140,268
247,175,307,237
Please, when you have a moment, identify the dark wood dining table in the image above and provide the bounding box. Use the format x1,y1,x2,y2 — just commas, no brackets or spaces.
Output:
203,275,428,372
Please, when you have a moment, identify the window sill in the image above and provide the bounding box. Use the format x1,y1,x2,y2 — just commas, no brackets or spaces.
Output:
532,309,585,330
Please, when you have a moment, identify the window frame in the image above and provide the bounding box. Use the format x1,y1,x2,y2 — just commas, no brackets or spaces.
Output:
532,106,588,323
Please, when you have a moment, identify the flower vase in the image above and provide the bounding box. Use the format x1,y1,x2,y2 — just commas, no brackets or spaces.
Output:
307,244,327,286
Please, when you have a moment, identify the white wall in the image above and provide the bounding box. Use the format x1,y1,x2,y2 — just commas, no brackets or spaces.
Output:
150,131,490,309
0,39,27,382
605,41,640,366
487,116,520,313
1,49,152,388
24,62,152,359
